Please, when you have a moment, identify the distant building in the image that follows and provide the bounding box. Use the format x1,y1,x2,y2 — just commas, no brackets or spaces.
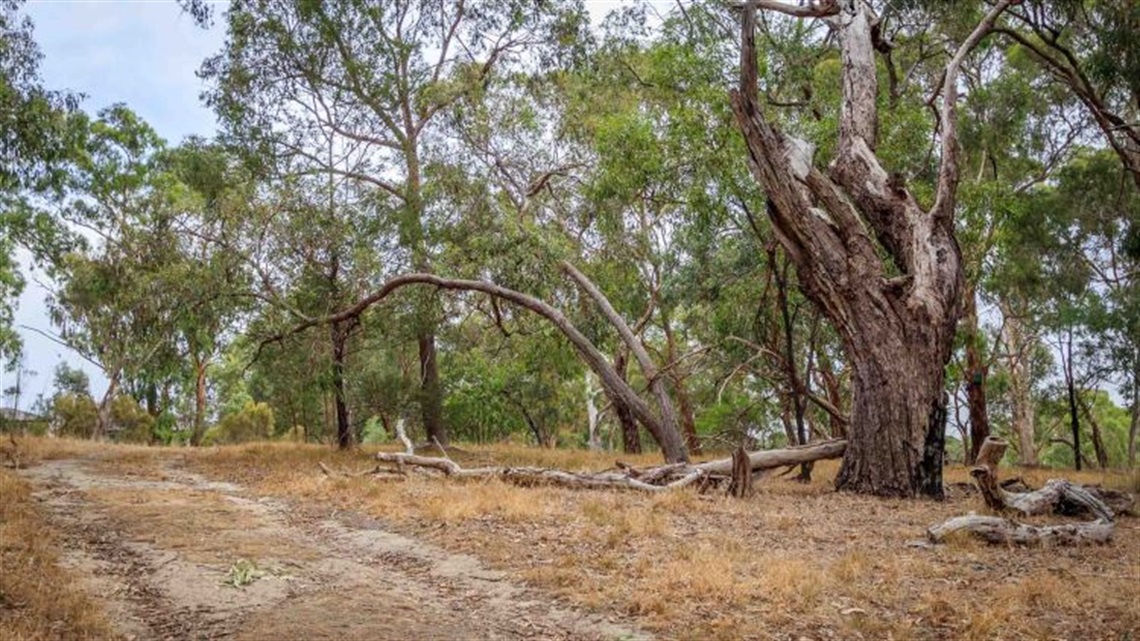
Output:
0,407,41,422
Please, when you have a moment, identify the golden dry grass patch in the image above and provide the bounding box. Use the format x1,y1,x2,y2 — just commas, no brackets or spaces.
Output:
0,469,120,641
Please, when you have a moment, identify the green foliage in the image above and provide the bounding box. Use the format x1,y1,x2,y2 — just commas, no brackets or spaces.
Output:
51,393,98,439
205,401,274,445
109,395,154,444
221,559,265,588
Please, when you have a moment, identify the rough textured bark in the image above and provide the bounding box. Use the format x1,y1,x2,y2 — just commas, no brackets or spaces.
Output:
418,330,446,448
962,285,990,464
728,446,754,498
613,352,642,454
332,322,352,450
1063,328,1082,470
1130,345,1139,468
731,0,1013,497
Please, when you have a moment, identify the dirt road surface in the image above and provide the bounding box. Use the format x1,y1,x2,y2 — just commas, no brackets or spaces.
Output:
20,454,649,641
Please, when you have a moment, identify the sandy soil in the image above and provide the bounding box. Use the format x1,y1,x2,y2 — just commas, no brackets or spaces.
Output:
20,454,649,641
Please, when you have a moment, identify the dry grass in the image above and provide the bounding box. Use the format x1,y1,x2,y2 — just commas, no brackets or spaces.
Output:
0,468,120,641
176,441,1140,640
10,437,1140,640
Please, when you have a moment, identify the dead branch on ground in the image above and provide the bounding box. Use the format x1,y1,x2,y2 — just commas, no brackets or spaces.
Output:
927,515,1114,546
928,436,1133,547
367,440,846,494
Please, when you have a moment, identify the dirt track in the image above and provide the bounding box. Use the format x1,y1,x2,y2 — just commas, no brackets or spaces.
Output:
21,455,649,641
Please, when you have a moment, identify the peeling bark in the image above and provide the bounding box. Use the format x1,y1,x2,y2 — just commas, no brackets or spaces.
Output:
730,0,1014,497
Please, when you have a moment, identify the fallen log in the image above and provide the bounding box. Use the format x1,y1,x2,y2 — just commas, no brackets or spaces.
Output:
372,440,847,494
971,436,1124,521
927,515,1114,546
373,452,708,492
694,440,847,475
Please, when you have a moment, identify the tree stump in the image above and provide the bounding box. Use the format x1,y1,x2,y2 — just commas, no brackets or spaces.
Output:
971,436,1010,512
728,446,753,498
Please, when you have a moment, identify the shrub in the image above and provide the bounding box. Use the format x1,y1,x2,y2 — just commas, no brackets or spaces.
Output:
109,395,154,444
51,394,99,438
204,401,274,445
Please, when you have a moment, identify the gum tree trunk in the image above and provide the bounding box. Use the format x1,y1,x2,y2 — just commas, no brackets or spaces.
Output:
332,322,352,450
1001,309,1039,465
731,0,1014,497
190,354,209,446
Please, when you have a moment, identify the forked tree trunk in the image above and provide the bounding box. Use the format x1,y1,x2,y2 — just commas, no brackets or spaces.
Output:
730,0,1012,496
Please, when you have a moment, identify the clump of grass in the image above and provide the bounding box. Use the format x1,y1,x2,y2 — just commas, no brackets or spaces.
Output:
0,469,120,641
222,559,266,588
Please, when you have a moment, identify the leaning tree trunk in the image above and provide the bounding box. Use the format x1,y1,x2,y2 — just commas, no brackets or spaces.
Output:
279,272,690,463
730,0,1012,496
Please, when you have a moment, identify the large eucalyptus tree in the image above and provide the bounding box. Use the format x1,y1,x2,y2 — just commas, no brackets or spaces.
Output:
731,0,1017,497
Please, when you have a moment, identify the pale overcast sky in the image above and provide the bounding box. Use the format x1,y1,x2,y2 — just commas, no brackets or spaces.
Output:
7,1,634,407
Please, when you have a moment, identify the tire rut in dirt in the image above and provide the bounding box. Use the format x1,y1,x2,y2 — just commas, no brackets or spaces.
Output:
39,482,233,641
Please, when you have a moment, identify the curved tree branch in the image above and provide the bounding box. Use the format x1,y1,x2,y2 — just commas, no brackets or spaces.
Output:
261,272,689,463
930,0,1018,223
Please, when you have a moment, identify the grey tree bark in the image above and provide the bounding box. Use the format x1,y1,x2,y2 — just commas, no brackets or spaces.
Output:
731,0,1015,497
